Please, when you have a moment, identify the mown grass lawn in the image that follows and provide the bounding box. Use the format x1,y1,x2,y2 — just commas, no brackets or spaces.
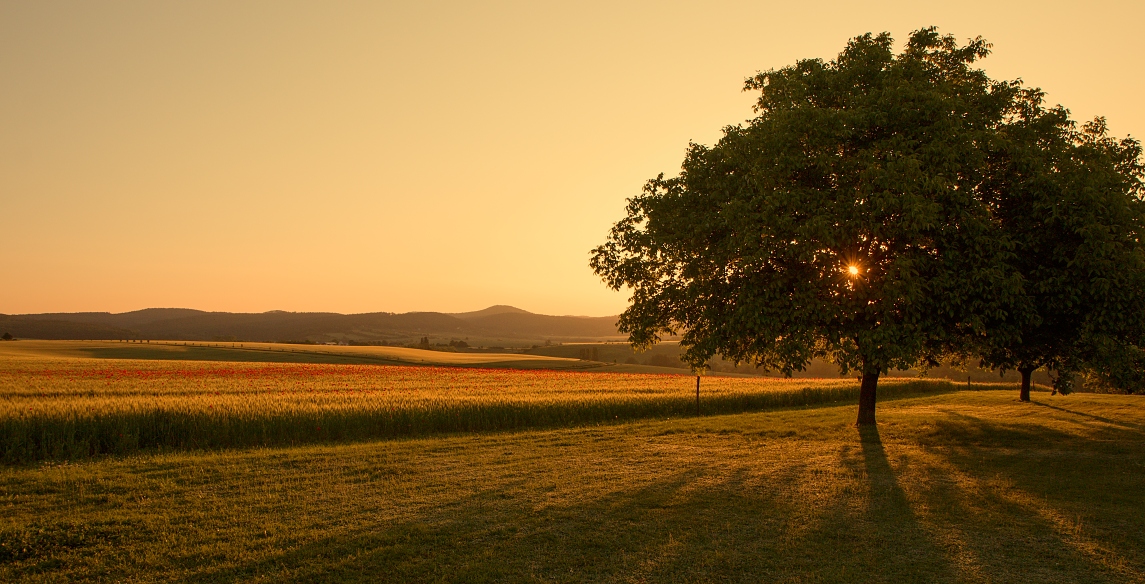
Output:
3,390,1143,583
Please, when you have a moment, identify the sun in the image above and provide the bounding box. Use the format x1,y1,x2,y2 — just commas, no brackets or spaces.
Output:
847,265,860,277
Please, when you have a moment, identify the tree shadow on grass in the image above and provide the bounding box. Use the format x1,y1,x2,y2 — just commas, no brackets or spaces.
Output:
182,470,723,583
913,410,1145,582
843,425,959,583
1029,400,1145,432
182,433,967,584
176,424,1139,584
926,409,1085,449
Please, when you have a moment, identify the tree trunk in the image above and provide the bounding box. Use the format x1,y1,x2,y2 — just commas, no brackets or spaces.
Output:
1019,366,1034,402
856,369,880,426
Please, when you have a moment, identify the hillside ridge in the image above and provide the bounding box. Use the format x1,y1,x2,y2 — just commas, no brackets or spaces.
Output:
0,306,622,344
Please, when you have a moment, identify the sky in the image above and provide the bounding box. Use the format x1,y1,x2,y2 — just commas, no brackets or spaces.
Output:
2,1,1142,317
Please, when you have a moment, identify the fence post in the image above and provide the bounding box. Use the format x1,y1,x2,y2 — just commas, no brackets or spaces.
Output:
696,375,701,416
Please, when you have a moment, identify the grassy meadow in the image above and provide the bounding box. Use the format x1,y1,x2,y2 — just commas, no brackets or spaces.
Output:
3,391,1143,582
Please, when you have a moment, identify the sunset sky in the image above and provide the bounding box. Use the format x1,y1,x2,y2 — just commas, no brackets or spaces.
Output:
2,1,1142,317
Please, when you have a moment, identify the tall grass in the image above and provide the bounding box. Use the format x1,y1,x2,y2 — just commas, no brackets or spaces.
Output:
1,359,991,463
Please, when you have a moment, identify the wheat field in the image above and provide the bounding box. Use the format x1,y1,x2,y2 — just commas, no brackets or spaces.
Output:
0,354,982,463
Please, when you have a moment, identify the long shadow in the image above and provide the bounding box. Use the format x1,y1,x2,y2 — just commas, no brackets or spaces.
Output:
932,409,1086,448
168,425,1119,583
918,410,1145,581
179,470,716,583
849,425,959,582
175,437,972,583
1029,400,1145,432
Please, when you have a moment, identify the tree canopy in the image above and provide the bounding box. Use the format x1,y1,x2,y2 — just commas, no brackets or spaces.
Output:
979,90,1145,399
591,28,1030,425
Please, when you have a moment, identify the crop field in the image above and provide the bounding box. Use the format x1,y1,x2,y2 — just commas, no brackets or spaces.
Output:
0,354,978,464
0,340,595,369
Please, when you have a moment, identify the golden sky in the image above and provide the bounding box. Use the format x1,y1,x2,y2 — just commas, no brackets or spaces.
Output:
2,1,1141,316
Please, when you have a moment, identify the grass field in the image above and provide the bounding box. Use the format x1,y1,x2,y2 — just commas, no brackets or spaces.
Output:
2,390,1143,582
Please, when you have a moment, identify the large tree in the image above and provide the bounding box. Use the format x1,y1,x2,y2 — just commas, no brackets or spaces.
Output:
979,92,1145,400
591,29,1024,425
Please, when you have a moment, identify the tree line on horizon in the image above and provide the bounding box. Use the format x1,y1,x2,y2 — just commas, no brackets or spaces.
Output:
592,28,1145,425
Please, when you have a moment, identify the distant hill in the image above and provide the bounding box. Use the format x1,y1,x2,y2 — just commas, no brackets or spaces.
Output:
0,316,137,341
449,305,531,319
463,311,620,338
0,306,622,345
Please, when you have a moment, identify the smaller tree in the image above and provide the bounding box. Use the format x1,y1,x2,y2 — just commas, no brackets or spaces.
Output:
1077,339,1145,394
1,332,12,341
979,91,1145,401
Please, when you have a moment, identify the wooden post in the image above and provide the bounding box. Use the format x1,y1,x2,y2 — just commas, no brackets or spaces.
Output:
696,375,701,416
